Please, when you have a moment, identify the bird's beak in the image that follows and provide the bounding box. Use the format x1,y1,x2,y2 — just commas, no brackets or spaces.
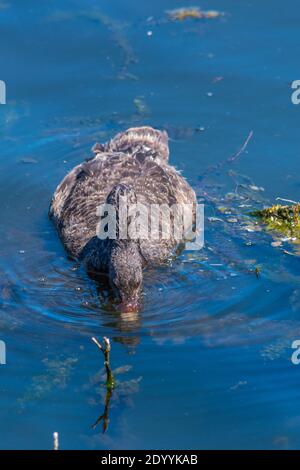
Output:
117,295,140,313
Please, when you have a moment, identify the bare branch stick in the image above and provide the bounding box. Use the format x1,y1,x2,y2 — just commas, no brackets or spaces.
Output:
92,337,103,352
276,197,298,205
228,130,254,163
199,130,254,185
92,336,115,390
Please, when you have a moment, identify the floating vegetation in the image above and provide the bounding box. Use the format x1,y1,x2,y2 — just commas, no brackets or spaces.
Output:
18,357,78,409
163,125,205,140
86,11,138,80
252,204,300,240
167,7,222,21
48,10,138,80
260,338,291,361
133,96,150,116
20,157,38,164
202,159,300,257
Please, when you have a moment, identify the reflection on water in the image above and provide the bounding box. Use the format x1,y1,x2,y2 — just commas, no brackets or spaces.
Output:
1,0,300,450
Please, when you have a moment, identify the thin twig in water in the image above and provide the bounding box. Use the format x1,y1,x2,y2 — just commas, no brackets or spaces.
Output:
276,197,298,205
199,130,254,184
91,337,115,433
228,130,254,163
92,337,115,389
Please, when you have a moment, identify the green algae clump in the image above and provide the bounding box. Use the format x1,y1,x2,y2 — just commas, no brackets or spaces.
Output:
252,204,300,239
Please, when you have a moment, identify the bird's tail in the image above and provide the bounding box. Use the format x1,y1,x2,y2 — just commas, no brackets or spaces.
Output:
93,126,169,164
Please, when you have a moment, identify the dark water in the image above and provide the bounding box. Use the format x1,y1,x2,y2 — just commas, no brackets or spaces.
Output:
1,0,300,450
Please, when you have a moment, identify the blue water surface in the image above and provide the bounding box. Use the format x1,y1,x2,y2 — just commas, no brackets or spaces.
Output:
1,0,300,450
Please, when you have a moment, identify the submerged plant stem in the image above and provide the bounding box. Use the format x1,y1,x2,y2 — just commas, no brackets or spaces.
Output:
92,387,112,433
92,337,115,390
